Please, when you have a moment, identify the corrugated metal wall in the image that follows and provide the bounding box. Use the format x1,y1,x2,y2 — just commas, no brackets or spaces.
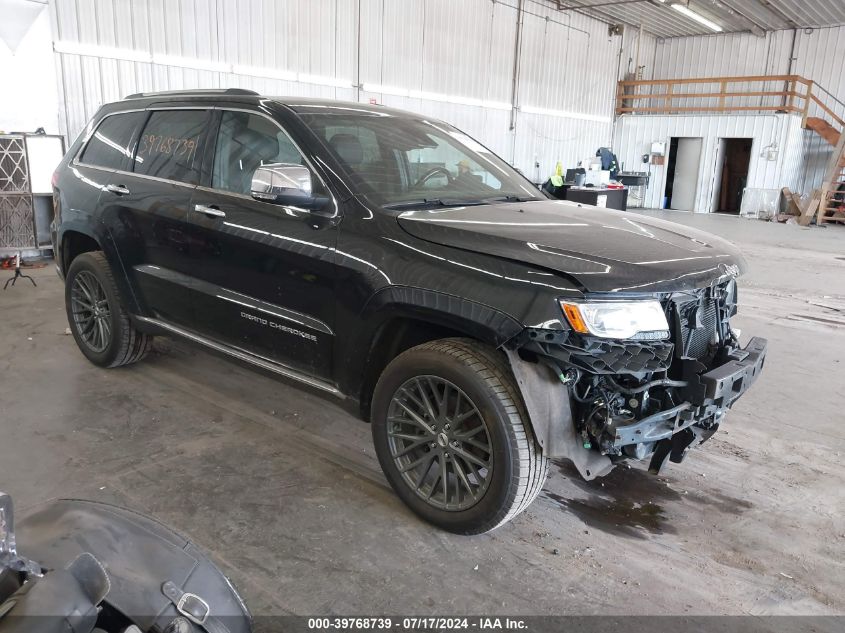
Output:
48,0,626,179
613,113,799,212
649,26,845,196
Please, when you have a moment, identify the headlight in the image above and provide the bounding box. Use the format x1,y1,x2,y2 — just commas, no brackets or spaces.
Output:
560,300,670,340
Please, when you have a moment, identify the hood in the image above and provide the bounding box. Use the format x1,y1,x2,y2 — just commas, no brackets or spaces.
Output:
397,200,746,293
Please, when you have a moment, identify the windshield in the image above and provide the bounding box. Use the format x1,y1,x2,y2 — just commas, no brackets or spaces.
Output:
298,110,543,208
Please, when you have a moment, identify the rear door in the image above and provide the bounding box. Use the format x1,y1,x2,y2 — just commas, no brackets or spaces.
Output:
185,108,338,379
100,107,213,327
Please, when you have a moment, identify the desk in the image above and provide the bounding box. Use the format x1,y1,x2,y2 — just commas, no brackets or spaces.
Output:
562,186,627,211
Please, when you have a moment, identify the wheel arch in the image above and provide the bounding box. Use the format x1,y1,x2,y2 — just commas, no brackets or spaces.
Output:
347,287,524,420
60,228,102,274
60,226,143,317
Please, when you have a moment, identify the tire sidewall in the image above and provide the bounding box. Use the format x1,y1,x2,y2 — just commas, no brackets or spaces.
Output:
64,253,123,367
372,346,521,533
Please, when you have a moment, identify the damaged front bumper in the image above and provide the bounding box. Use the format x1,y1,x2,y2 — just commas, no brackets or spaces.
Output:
612,336,766,472
612,336,767,449
506,325,768,480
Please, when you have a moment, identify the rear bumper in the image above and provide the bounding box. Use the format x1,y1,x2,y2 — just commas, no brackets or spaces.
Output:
612,337,768,448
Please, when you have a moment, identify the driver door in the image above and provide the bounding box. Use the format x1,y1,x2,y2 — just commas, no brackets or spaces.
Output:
185,109,338,380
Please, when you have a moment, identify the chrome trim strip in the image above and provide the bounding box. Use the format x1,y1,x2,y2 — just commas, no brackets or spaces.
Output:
135,315,341,396
134,264,334,335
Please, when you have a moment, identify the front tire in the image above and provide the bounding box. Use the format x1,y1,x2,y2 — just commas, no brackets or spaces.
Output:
372,338,548,534
64,251,151,368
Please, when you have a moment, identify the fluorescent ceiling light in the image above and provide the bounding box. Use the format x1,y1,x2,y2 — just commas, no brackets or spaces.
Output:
520,105,611,124
362,83,511,111
53,40,351,89
671,4,723,32
152,53,230,73
231,64,296,82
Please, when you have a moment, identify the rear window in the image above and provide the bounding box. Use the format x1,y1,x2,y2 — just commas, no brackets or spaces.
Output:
134,110,209,185
78,112,145,170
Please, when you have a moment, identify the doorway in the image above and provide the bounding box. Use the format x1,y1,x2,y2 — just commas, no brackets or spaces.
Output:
713,138,752,214
664,137,703,211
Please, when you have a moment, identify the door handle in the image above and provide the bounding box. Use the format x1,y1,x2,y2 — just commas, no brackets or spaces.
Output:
105,183,130,196
194,204,226,218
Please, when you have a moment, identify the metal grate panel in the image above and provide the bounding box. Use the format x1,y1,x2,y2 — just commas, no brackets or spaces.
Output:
0,195,35,248
0,136,34,248
0,137,29,193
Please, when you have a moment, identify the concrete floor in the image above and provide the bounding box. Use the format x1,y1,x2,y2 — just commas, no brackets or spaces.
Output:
1,210,843,617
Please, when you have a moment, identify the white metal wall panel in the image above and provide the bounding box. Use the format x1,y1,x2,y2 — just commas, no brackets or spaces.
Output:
50,0,627,177
653,31,789,78
617,27,657,81
648,31,793,112
642,26,845,197
509,1,617,177
612,113,800,212
512,115,611,184
790,26,845,125
797,129,832,195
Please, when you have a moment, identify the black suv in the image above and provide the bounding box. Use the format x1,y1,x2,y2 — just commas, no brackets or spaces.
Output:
52,89,767,534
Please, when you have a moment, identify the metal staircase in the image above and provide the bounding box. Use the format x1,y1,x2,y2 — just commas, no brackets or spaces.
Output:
616,74,845,225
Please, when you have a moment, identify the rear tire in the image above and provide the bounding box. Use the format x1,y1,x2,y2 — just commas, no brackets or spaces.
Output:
372,338,548,534
64,251,151,368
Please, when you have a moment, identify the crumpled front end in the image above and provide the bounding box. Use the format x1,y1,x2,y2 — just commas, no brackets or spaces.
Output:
513,278,767,475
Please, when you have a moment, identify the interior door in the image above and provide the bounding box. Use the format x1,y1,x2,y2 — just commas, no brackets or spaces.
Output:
185,109,338,379
670,137,702,211
99,108,213,327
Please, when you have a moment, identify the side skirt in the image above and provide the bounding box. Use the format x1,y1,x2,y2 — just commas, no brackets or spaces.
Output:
134,315,343,397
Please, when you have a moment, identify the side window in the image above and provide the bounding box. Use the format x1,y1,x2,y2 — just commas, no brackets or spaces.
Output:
212,111,306,195
78,112,146,170
134,110,209,184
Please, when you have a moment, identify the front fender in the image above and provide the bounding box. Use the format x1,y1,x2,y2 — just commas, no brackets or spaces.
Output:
336,286,524,407
361,286,524,346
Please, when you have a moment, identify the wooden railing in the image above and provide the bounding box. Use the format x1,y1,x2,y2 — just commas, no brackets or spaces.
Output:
616,75,845,132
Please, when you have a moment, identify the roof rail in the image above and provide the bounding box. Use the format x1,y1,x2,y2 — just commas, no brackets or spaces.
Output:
124,88,260,99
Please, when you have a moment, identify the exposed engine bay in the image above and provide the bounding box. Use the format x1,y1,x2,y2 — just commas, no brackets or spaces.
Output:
512,278,767,476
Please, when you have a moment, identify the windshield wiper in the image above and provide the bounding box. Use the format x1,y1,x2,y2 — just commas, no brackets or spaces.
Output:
382,198,487,211
483,195,541,204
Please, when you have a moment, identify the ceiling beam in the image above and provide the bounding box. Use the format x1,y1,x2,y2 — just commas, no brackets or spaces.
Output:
752,0,798,28
699,0,767,36
547,0,653,33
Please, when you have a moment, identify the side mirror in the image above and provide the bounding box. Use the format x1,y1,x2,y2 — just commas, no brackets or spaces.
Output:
250,163,329,211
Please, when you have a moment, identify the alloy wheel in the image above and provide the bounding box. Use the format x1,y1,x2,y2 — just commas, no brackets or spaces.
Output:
387,376,493,511
70,270,112,353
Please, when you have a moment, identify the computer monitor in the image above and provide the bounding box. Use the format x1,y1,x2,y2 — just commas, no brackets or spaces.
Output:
565,168,585,183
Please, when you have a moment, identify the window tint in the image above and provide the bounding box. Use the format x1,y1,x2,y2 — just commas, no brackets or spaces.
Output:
212,111,305,195
300,113,538,206
134,110,208,184
319,123,400,197
79,112,146,170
